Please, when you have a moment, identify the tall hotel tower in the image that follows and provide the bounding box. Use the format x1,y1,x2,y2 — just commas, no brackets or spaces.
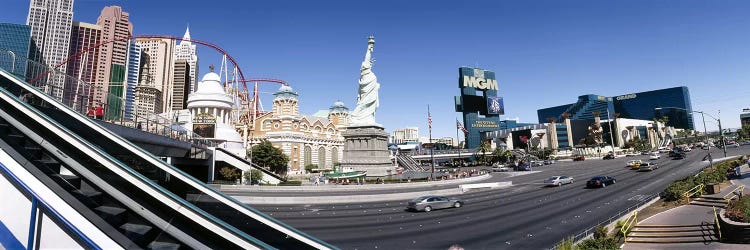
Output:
174,27,198,93
26,0,75,102
95,6,133,119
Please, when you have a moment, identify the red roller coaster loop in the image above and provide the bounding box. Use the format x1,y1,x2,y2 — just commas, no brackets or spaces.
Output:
30,35,265,118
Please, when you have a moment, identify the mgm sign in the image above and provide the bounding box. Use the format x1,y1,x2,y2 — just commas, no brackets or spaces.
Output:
455,67,504,149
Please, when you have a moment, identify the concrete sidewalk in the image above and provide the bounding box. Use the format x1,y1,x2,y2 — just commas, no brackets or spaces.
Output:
623,162,750,250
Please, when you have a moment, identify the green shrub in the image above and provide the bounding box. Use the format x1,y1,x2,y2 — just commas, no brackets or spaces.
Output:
554,237,574,250
725,195,750,223
594,225,608,240
664,180,690,201
576,237,618,250
278,180,302,186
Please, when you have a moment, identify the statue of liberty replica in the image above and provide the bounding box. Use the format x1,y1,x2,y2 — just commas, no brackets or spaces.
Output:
341,36,396,177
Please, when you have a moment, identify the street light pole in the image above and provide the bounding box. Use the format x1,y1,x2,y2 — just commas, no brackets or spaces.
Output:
655,107,714,167
718,110,727,158
605,108,615,155
698,111,712,168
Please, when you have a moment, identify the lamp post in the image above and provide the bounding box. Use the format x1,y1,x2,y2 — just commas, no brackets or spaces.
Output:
655,107,725,168
604,108,615,155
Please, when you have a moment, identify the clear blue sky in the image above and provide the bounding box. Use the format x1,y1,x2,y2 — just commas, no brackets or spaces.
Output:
3,0,749,139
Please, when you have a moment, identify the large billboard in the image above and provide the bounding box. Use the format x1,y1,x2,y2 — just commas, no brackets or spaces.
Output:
456,67,502,149
487,96,504,115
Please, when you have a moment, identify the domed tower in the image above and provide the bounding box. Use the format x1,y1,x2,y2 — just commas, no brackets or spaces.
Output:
328,100,349,128
272,85,299,116
185,69,245,157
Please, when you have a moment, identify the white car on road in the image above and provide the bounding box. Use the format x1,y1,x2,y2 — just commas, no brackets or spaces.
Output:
544,176,574,187
649,153,661,160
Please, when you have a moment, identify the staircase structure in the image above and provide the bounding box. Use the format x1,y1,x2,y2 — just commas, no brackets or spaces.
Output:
627,223,719,244
396,155,424,171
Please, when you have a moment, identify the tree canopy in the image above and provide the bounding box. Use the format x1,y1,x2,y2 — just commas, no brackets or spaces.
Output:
249,140,290,175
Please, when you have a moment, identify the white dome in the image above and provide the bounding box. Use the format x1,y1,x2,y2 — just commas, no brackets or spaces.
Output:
201,72,221,82
196,72,225,94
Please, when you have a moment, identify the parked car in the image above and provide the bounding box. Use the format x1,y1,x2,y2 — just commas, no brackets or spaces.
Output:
603,154,616,160
649,153,661,160
586,176,616,188
531,161,544,167
406,195,463,212
545,176,574,187
639,162,659,171
573,155,585,161
543,159,556,165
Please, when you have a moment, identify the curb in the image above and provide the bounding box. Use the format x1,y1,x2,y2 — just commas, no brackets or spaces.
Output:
218,173,493,193
233,182,512,205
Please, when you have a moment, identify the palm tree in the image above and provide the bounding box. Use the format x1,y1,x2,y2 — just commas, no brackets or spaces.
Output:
475,141,492,165
492,148,513,164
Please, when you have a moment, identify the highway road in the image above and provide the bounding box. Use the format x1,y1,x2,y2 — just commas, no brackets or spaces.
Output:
252,146,750,250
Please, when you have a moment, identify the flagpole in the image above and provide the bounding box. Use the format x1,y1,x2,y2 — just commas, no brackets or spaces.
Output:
429,105,434,181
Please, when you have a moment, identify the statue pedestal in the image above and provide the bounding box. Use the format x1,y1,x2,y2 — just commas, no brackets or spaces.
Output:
342,125,395,177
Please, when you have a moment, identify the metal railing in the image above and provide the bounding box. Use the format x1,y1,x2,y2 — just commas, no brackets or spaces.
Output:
621,211,638,242
684,183,705,203
713,206,722,241
723,185,744,202
0,49,217,149
550,193,658,249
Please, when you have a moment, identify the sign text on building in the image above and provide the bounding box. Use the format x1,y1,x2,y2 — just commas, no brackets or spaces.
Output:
471,120,500,128
193,113,216,124
462,75,498,90
615,94,637,101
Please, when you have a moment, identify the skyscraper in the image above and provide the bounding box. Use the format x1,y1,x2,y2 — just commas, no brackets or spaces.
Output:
135,38,174,113
124,41,141,121
26,0,75,101
174,26,199,93
172,59,190,111
134,52,162,120
0,23,32,77
66,21,100,108
95,6,133,108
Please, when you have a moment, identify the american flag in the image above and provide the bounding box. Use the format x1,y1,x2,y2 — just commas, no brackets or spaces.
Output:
428,111,432,131
456,119,469,135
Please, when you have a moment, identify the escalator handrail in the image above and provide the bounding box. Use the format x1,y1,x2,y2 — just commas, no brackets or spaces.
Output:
0,71,272,249
0,153,107,250
0,69,335,249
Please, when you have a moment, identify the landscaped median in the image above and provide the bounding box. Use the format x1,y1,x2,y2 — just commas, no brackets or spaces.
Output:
662,157,745,202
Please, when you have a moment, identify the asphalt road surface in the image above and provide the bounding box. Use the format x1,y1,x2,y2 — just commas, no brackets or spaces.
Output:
252,147,750,250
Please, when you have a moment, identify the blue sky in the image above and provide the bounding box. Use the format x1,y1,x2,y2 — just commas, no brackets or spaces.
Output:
3,0,749,139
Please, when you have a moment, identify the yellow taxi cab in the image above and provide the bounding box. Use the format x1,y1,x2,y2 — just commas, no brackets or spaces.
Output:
628,160,642,170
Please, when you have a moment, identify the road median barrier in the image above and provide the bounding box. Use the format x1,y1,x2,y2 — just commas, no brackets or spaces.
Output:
459,182,512,192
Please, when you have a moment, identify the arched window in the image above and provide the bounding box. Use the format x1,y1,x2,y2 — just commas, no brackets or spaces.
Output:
331,147,338,165
304,145,312,167
318,146,326,168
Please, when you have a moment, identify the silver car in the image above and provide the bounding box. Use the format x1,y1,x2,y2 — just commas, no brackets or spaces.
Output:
544,176,574,187
406,196,463,212
639,162,659,171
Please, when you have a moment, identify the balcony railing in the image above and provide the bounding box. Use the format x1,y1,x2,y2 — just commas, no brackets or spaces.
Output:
0,49,217,148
